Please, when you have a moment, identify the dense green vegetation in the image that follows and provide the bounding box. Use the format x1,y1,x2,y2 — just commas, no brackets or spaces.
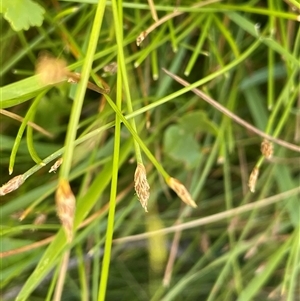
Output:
1,1,300,300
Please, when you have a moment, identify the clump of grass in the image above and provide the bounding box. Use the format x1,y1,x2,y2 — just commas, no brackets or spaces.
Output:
1,1,300,301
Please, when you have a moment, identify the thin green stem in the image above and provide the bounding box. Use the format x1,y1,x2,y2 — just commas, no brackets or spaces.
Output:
184,16,212,76
268,0,275,110
105,0,143,164
26,110,44,166
58,1,107,180
273,85,299,137
97,1,122,299
103,94,170,180
142,39,261,116
151,47,159,80
9,89,48,174
76,245,89,301
167,19,178,52
285,227,300,300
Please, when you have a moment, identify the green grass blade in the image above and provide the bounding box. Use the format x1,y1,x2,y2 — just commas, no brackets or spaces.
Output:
237,234,293,301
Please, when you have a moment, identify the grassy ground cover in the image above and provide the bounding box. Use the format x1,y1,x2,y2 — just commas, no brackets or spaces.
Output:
1,1,300,300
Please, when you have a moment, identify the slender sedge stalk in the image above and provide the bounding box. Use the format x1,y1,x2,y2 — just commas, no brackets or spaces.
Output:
58,1,107,181
9,90,48,174
112,0,143,164
104,94,170,181
97,53,122,301
267,0,275,110
97,2,125,299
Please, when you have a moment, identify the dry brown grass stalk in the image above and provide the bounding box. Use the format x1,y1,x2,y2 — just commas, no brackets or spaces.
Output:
163,68,300,153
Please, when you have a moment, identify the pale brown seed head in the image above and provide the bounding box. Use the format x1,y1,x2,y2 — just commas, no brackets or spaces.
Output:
36,54,68,85
0,174,25,196
33,213,47,226
261,139,273,159
136,31,147,46
103,62,118,74
134,163,150,212
248,167,259,193
168,177,197,208
55,180,76,243
32,213,47,231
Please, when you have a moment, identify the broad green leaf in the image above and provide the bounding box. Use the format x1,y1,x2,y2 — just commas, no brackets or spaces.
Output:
178,110,219,136
1,0,45,31
164,124,200,168
163,111,219,168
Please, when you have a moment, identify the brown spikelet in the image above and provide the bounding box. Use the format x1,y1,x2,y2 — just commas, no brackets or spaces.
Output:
32,213,47,231
49,158,63,173
103,62,118,75
248,167,259,193
0,174,25,196
134,163,150,212
168,177,197,208
33,213,47,226
261,139,273,159
136,31,147,46
55,180,76,243
36,53,68,85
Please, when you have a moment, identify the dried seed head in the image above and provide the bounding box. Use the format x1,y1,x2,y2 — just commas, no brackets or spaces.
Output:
36,53,68,85
134,163,150,212
49,158,63,173
168,177,197,208
248,167,259,193
34,213,47,226
244,245,258,260
0,174,25,196
261,139,273,159
103,62,118,74
55,180,76,243
32,213,47,231
136,31,147,46
255,263,266,275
